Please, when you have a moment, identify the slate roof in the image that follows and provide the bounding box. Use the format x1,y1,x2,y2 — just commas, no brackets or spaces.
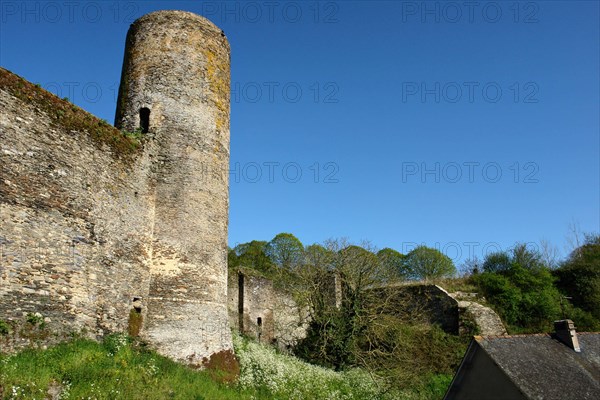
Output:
475,333,600,400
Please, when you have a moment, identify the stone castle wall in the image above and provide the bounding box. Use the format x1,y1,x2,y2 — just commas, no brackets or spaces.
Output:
0,68,154,350
0,10,505,359
0,10,232,364
226,272,488,351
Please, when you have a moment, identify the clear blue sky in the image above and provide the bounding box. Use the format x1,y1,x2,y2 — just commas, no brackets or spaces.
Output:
1,1,598,264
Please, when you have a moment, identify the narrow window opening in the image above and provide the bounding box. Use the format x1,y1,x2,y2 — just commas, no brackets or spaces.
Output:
238,273,244,332
257,317,262,342
139,107,150,133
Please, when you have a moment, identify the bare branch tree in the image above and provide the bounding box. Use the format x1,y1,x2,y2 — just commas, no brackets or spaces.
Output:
539,238,560,269
566,220,583,255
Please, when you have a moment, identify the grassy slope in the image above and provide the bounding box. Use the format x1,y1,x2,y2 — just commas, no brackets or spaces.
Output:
0,336,251,400
0,333,454,400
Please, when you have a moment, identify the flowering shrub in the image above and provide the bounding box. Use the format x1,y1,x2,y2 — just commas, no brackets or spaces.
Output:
233,333,386,400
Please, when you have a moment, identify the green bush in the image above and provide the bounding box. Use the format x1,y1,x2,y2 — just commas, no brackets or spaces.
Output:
563,305,600,331
555,235,600,320
26,313,45,328
127,310,143,337
472,244,566,333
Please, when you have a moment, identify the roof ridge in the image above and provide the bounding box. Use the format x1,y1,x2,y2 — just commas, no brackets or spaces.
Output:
478,333,551,340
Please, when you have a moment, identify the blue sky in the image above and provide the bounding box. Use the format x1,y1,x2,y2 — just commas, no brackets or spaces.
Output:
1,1,598,264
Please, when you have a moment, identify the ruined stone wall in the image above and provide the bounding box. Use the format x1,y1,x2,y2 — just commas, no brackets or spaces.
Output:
227,269,508,351
272,287,309,350
227,272,241,332
372,284,460,334
240,274,275,343
228,271,307,351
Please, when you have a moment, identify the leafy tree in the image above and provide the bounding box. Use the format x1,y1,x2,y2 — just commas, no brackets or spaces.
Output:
473,244,563,332
265,233,304,270
511,243,544,270
296,239,466,390
402,246,456,280
232,240,274,274
304,244,335,270
377,248,407,280
295,241,384,369
338,245,381,288
555,234,600,320
482,252,511,273
228,247,240,269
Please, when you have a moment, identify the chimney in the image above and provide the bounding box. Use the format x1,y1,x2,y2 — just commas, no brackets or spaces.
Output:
553,319,581,352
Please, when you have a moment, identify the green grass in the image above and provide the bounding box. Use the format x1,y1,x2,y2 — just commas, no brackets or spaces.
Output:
434,277,478,294
0,335,252,400
394,374,453,400
0,333,454,399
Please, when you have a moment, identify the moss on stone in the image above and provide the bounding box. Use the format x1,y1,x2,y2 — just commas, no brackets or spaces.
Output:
201,349,240,384
128,309,143,337
202,47,229,134
0,320,10,335
0,68,140,158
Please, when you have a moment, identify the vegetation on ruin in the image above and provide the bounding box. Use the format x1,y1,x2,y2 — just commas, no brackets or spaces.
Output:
127,310,143,337
0,321,9,336
0,68,141,157
229,231,600,394
229,236,467,393
231,232,600,334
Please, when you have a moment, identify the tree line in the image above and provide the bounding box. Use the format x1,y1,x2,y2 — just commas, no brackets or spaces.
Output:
228,233,457,282
229,232,600,333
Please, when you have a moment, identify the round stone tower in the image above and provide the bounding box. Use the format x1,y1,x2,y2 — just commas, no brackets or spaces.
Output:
115,10,231,364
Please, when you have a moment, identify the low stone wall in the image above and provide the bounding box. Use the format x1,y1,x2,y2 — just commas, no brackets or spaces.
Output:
227,277,506,347
453,299,507,336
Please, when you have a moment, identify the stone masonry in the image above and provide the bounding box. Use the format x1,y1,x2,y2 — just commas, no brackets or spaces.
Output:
0,10,232,365
228,271,309,352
